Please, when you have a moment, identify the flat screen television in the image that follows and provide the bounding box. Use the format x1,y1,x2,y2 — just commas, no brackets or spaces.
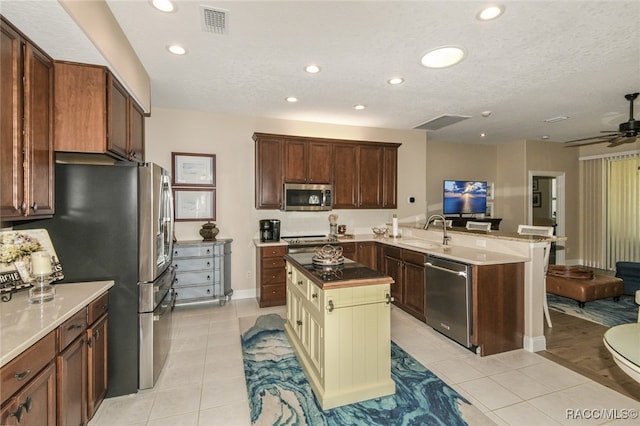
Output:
443,180,487,216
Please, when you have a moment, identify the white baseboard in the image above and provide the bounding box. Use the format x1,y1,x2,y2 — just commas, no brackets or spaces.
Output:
232,288,256,300
523,335,546,352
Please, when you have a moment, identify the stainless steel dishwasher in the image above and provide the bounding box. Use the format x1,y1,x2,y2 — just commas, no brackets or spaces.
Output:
425,255,474,350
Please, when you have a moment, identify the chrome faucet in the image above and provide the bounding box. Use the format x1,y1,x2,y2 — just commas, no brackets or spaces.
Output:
424,214,451,246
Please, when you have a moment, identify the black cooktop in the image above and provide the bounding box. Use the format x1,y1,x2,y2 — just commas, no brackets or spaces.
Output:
286,252,388,284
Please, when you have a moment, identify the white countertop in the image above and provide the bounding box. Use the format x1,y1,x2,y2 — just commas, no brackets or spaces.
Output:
0,280,114,367
253,235,528,265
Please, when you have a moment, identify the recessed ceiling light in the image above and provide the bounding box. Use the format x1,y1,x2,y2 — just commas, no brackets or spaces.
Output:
421,46,465,69
541,135,550,140
353,104,366,110
151,0,175,13
285,97,298,103
305,64,321,74
167,44,187,55
387,77,404,85
477,5,505,21
480,133,486,138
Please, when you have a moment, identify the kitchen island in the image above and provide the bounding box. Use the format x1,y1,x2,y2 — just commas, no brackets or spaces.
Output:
284,252,395,410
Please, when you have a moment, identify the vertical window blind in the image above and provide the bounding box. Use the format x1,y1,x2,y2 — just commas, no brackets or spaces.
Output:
580,152,640,269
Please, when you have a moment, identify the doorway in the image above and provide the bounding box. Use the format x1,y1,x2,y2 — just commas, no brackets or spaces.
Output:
528,171,565,264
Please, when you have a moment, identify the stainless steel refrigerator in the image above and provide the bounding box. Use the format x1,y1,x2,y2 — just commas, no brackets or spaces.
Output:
17,162,175,397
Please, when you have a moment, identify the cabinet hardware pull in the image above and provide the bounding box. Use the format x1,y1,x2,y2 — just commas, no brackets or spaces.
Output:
207,275,211,280
87,336,93,347
100,304,108,310
20,202,27,213
287,271,292,275
297,280,303,286
22,396,32,413
385,293,392,304
15,370,30,381
10,404,24,422
207,262,210,266
272,290,278,293
296,320,302,326
68,323,83,330
327,300,335,312
30,203,38,213
312,293,318,299
94,330,100,339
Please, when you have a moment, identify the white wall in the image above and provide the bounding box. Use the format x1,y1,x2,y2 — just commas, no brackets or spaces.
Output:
145,108,427,296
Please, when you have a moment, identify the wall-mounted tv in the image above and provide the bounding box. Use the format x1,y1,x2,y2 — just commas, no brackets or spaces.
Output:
443,180,487,216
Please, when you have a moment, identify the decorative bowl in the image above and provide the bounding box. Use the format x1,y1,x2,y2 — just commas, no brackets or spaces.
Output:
372,227,388,238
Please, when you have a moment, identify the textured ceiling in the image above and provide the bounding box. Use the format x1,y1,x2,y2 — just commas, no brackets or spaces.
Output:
2,1,639,145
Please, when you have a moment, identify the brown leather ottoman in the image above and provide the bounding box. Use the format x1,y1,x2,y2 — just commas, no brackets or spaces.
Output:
546,273,624,308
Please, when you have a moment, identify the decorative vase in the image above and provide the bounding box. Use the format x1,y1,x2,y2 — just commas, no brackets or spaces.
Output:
199,221,219,241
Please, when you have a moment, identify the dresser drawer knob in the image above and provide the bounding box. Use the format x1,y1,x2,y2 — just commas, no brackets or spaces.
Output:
15,369,30,381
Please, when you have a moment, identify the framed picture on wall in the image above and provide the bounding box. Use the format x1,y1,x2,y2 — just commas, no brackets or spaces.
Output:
172,152,216,186
485,202,494,218
532,192,541,207
532,178,539,191
174,188,216,221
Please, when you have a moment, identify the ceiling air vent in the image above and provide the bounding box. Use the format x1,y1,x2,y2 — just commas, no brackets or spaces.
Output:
413,114,471,131
200,6,228,34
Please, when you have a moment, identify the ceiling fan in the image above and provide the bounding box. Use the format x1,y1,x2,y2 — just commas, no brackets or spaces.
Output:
564,92,639,147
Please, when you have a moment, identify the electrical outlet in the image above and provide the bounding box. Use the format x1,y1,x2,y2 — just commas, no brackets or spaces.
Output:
476,239,487,248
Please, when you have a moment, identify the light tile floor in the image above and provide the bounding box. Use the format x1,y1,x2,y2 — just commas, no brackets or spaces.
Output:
89,299,640,426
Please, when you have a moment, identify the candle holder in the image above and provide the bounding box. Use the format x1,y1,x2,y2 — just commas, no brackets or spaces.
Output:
28,274,55,304
28,251,55,304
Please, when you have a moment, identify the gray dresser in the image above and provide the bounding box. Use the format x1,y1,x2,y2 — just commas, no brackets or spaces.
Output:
172,239,233,305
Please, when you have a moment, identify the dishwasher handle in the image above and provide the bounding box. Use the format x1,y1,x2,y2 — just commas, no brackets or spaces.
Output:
424,261,468,278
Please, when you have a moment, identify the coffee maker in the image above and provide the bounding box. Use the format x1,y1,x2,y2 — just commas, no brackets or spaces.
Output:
259,219,281,242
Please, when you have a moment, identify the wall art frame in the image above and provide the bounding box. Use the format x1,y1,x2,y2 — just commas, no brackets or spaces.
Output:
174,188,216,222
172,152,216,187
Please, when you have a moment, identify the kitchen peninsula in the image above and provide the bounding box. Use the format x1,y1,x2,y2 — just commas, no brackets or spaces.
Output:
284,252,395,410
1,281,114,425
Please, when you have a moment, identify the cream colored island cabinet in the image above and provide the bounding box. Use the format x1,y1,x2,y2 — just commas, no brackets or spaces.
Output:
284,254,395,410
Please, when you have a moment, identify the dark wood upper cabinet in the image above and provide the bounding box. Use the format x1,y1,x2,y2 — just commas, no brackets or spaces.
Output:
332,143,359,208
358,145,383,208
284,140,332,184
254,135,284,209
0,18,54,221
255,132,400,210
53,61,145,163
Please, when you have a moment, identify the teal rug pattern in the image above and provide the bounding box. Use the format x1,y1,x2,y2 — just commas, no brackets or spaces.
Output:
241,314,476,426
547,294,638,327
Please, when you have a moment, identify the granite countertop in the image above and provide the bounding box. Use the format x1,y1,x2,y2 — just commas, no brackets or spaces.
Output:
285,253,393,290
0,280,114,367
256,232,530,265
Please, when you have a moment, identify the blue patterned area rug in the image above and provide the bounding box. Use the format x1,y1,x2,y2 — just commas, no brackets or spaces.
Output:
241,314,487,426
547,294,638,327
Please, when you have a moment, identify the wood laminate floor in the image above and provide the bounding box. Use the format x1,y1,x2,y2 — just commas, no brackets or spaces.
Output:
541,309,640,402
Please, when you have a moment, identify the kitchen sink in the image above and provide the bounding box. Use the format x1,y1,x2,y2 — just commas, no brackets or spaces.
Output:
398,240,441,250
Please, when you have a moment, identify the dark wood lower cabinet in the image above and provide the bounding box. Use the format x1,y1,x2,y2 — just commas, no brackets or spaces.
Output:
57,336,87,426
473,262,525,356
87,315,108,419
256,246,287,307
0,362,56,426
383,247,426,322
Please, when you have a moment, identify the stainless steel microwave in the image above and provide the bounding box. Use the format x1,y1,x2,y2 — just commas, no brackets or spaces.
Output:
283,183,333,211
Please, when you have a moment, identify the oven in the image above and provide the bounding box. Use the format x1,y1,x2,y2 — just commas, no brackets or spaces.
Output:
138,265,176,390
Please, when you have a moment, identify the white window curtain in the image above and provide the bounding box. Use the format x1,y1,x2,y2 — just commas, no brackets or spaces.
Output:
580,152,640,269
606,155,640,267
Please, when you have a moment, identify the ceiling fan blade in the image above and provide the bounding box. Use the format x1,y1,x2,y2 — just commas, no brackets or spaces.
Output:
607,135,639,147
565,132,621,146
